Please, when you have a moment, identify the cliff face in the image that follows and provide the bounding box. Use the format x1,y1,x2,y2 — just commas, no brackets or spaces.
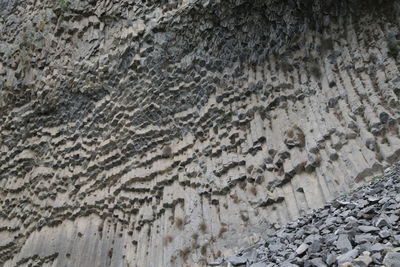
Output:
0,0,399,266
218,163,400,266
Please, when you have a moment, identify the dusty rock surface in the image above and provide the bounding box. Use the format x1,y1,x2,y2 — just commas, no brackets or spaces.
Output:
217,163,400,266
0,0,399,266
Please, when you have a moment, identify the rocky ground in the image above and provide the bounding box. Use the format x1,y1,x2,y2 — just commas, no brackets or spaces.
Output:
214,162,400,267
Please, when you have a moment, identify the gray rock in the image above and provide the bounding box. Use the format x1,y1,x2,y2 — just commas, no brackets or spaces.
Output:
326,253,337,265
226,256,248,265
393,235,400,244
249,262,268,267
268,243,283,252
358,225,379,233
209,259,225,266
355,234,377,244
337,249,359,264
295,243,309,255
336,234,353,252
309,239,321,253
379,229,391,238
354,254,373,266
374,214,392,227
367,196,380,203
383,252,400,267
370,243,386,252
389,214,399,222
309,258,327,267
218,164,400,266
371,252,382,262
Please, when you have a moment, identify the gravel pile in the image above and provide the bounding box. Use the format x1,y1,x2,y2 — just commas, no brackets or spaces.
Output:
212,163,400,267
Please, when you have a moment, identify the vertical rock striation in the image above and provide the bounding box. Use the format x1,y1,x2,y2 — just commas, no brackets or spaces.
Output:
0,0,399,266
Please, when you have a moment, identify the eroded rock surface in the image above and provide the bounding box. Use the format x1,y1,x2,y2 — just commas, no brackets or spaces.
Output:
0,0,399,266
219,163,400,267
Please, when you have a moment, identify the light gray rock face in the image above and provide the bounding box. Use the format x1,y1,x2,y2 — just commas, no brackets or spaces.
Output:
337,249,359,264
383,252,400,267
0,0,399,266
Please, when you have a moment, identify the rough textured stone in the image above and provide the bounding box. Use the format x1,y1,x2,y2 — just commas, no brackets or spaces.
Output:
218,163,400,267
0,0,399,266
337,249,360,264
296,243,309,255
383,252,400,267
337,234,353,253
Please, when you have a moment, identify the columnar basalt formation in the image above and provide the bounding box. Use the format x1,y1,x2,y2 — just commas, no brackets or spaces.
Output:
0,0,399,266
216,163,400,266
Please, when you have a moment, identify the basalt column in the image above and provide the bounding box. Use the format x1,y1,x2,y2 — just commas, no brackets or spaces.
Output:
0,0,399,266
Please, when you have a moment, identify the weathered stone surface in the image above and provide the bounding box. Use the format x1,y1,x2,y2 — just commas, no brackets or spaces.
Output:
337,234,353,253
337,249,360,264
218,163,400,266
295,243,309,255
383,252,400,267
0,0,399,266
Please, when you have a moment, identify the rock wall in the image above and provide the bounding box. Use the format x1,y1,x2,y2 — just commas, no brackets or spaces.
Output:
217,163,400,266
0,0,399,266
